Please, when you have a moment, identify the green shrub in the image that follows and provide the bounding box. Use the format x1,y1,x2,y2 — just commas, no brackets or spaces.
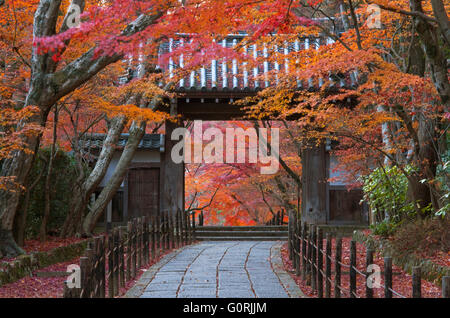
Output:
363,165,417,237
19,148,86,239
435,147,450,218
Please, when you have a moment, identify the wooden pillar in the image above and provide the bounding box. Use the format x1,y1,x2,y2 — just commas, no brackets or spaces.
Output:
161,116,185,218
301,141,328,224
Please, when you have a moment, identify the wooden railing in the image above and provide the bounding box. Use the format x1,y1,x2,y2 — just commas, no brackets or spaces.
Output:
288,212,450,298
63,209,193,298
266,209,286,226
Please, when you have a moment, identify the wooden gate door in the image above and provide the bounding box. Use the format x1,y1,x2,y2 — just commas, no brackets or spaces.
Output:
128,168,160,220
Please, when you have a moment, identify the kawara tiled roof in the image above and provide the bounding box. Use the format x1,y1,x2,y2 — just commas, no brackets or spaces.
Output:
151,34,355,93
81,134,164,151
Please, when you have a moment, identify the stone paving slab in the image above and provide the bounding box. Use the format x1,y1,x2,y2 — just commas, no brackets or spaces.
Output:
126,241,306,298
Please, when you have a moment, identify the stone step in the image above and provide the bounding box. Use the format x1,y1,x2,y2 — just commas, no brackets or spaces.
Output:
195,236,288,241
194,226,288,241
195,226,287,232
195,231,288,237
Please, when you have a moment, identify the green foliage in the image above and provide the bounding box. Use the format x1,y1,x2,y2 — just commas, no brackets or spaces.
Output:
362,165,417,237
435,145,450,218
21,148,86,238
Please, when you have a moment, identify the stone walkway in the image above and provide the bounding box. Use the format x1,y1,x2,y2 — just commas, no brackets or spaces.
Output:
125,241,305,298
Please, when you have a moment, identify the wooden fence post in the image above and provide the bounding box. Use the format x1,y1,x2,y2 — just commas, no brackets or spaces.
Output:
200,211,204,226
156,212,161,256
113,228,119,297
185,211,190,245
288,210,293,261
301,223,307,280
161,212,166,252
175,209,180,248
99,236,106,298
365,248,374,298
335,237,342,298
154,215,159,258
119,227,125,289
349,240,356,298
84,244,93,298
311,225,317,292
166,211,170,250
93,239,100,297
150,216,156,260
169,212,175,249
412,266,421,298
164,212,168,249
442,276,450,298
295,217,301,276
79,256,89,298
63,281,72,298
137,218,142,269
144,216,149,264
166,212,171,250
126,221,132,281
140,217,144,266
306,224,312,285
132,219,137,278
384,257,393,298
317,228,323,298
192,212,197,241
325,233,331,298
108,234,114,298
146,216,150,263
187,212,192,244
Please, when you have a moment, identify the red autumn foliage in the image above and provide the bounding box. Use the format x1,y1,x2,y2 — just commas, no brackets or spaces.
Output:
0,257,81,298
0,239,179,298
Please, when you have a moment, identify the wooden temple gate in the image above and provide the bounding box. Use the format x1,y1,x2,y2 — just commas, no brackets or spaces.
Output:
152,34,367,227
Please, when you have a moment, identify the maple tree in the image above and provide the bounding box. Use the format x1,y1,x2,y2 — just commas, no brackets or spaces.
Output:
184,121,301,226
0,0,448,258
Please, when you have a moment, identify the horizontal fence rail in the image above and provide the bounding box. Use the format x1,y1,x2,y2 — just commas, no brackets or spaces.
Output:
287,212,450,298
63,209,194,298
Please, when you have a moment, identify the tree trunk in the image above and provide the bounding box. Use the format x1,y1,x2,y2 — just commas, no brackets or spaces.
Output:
410,0,450,111
0,0,164,256
40,107,58,242
60,115,127,237
82,120,146,235
0,228,24,259
0,118,45,257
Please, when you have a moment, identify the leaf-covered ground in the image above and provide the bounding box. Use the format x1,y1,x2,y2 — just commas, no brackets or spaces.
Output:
281,237,443,298
1,236,86,264
0,257,81,298
362,229,450,269
0,238,178,298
